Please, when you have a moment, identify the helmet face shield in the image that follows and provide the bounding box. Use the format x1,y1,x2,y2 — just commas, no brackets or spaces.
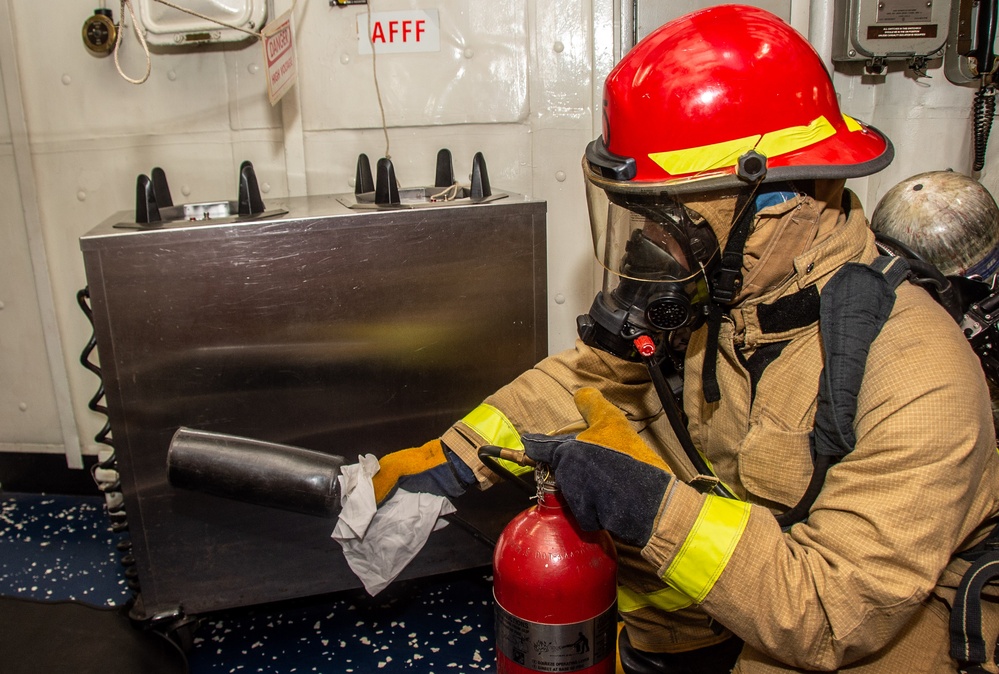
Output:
584,178,720,331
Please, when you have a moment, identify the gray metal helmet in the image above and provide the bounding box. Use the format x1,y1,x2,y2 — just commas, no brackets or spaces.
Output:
870,171,999,279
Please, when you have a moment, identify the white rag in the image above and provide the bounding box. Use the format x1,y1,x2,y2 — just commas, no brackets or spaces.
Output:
331,453,457,595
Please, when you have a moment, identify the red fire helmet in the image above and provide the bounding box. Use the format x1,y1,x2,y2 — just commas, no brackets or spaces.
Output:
584,4,893,195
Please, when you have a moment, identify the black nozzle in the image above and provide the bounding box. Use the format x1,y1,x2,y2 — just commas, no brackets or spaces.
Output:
167,427,345,518
151,167,173,208
135,174,162,225
375,157,401,205
435,149,455,187
469,152,491,201
237,160,266,215
355,153,375,195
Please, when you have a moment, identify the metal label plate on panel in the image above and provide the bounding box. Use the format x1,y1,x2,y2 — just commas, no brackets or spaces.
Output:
876,0,933,23
867,24,938,39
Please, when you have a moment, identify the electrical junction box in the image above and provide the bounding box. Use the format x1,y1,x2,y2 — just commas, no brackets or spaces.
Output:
833,0,950,72
135,0,266,46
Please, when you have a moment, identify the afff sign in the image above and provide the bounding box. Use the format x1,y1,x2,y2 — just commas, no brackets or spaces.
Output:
357,9,441,55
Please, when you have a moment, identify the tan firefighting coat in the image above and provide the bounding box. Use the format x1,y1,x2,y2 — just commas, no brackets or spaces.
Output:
443,182,999,672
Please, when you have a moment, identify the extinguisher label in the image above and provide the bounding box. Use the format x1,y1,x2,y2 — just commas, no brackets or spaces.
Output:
494,598,617,672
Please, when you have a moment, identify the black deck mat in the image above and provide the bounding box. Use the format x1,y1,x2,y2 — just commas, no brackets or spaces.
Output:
0,596,187,674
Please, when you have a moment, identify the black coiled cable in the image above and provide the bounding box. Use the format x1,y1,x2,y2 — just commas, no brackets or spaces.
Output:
77,287,139,593
973,84,996,172
76,288,113,461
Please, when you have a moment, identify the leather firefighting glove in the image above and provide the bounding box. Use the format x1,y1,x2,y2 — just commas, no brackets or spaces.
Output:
371,439,477,505
522,387,673,547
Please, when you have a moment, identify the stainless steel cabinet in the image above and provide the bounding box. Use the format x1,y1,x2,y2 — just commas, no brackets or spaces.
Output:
80,192,547,619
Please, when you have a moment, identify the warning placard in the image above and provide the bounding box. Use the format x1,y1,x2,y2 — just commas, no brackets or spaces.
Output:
262,10,297,106
866,24,938,39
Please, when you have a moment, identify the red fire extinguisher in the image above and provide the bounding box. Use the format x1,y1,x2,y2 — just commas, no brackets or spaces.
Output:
492,464,618,673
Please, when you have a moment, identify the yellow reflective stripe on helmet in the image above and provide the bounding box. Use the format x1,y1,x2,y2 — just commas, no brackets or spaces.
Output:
662,495,751,603
617,584,693,614
648,116,837,176
461,404,532,476
755,115,836,160
649,135,760,176
842,114,862,132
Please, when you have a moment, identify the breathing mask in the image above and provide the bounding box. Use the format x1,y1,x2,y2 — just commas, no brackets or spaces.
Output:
576,178,722,361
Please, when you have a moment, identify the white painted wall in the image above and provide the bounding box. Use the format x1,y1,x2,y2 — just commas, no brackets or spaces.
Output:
0,0,995,465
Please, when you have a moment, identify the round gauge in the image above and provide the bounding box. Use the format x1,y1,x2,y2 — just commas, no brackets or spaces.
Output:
82,12,117,56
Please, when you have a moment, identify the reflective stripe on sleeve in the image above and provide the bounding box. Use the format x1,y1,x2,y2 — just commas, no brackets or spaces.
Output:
661,495,751,603
461,404,532,476
617,584,694,614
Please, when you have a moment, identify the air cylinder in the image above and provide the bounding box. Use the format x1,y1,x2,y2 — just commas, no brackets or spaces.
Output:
492,469,618,673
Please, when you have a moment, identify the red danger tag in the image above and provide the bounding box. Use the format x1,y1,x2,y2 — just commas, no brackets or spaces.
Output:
262,10,296,105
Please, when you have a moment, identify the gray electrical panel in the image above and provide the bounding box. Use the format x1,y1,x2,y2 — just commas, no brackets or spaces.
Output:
622,0,793,53
833,0,950,72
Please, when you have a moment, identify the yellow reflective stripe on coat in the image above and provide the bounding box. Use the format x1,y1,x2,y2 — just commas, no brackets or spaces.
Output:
648,115,839,176
461,404,532,476
662,495,751,603
617,584,694,614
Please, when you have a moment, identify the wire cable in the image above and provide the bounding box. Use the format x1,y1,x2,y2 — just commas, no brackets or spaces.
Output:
114,0,152,84
364,0,391,160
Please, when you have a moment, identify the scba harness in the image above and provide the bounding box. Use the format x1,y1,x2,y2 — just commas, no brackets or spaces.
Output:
814,251,999,673
953,528,999,674
776,254,910,528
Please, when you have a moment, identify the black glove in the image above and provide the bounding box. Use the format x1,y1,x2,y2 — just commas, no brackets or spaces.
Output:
523,387,673,547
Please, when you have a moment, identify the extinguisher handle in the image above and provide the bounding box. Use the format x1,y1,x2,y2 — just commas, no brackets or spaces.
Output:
481,445,537,467
478,446,538,496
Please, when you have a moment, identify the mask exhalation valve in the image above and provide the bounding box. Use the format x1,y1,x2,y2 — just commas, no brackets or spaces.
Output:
645,292,692,331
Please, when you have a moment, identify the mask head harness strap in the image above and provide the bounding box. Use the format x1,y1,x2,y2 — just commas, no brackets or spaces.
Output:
702,150,768,403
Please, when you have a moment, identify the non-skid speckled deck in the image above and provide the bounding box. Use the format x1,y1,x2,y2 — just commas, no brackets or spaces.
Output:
0,492,497,672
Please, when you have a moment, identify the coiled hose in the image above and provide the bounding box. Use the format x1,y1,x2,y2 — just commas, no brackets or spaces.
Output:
974,84,996,172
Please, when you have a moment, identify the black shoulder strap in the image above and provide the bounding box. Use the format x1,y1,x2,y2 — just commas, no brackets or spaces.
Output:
813,256,908,459
775,256,908,528
951,541,999,673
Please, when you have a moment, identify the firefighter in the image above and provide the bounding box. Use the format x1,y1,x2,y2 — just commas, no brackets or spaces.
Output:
373,5,999,672
870,170,999,281
870,169,999,433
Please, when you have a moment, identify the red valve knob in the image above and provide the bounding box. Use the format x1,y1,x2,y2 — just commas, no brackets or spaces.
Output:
633,335,656,358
